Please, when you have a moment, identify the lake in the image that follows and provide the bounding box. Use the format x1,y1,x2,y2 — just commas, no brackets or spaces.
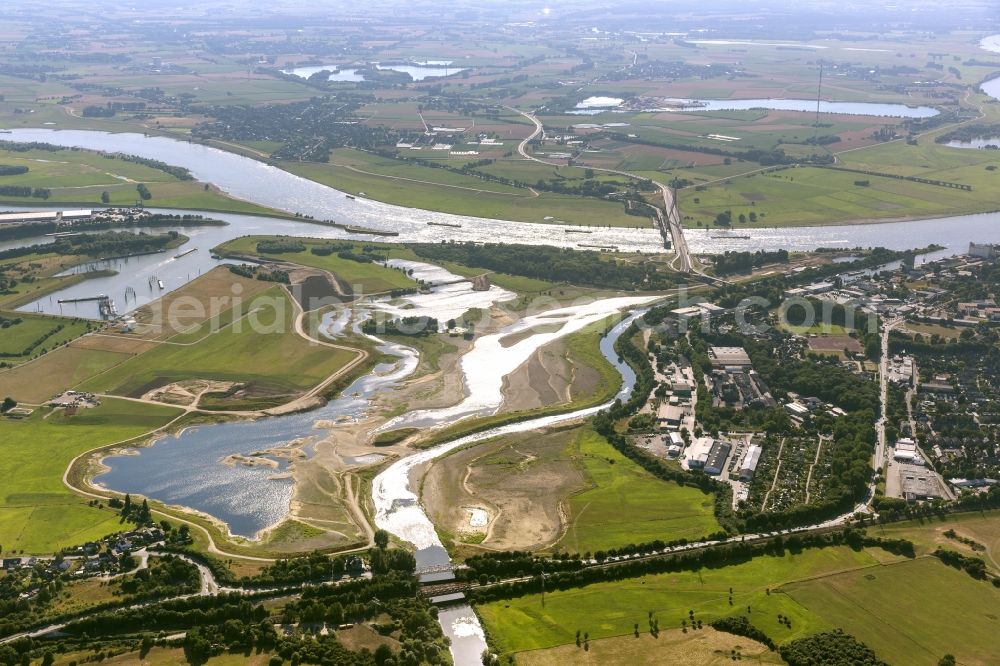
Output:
283,61,466,82
570,98,938,118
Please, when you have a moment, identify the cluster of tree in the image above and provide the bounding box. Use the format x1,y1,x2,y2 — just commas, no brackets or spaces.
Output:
160,543,414,590
0,140,64,153
257,239,305,254
118,556,200,599
192,95,420,161
408,241,679,291
227,262,291,283
709,615,776,650
360,316,439,337
713,249,789,276
281,575,449,665
933,548,992,581
802,134,842,145
65,593,268,637
82,104,116,117
183,619,278,664
0,213,221,244
0,230,182,262
779,629,887,666
0,165,28,176
109,493,152,525
309,242,352,256
0,185,50,199
934,123,1000,144
98,152,193,180
466,529,915,604
460,552,584,582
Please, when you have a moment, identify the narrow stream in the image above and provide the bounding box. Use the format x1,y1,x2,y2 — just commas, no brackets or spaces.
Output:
371,310,647,664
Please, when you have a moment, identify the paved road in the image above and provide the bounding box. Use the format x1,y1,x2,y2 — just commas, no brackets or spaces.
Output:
508,106,696,273
874,318,898,486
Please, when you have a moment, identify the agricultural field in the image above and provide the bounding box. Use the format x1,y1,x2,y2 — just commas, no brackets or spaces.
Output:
477,543,998,665
0,312,93,364
0,344,137,404
555,427,721,554
872,510,1000,572
0,398,181,553
783,556,1000,666
513,628,783,666
678,162,1000,228
476,545,878,657
422,425,720,554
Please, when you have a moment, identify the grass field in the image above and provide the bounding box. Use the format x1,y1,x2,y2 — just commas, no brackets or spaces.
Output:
77,286,357,401
0,146,287,217
215,236,417,294
783,556,1000,666
423,424,720,555
0,345,135,403
282,155,644,228
0,399,181,553
477,545,880,656
0,312,93,361
678,163,1000,228
871,510,1000,572
513,627,784,666
555,428,721,554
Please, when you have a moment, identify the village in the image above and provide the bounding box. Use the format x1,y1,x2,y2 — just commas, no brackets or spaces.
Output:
629,242,1000,518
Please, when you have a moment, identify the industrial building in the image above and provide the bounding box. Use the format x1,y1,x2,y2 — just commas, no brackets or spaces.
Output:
899,464,944,502
656,402,685,428
686,437,715,470
670,302,727,324
0,209,92,225
893,438,921,464
709,346,752,368
969,242,1000,259
887,356,914,384
704,440,732,476
739,444,762,481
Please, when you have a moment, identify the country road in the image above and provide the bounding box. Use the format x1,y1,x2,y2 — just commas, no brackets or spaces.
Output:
507,105,696,274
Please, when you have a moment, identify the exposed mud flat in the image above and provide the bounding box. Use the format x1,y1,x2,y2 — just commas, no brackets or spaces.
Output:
421,427,589,551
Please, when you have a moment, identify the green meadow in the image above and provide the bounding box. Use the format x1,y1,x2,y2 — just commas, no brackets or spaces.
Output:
77,287,358,400
476,545,876,655
555,428,722,554
0,399,181,554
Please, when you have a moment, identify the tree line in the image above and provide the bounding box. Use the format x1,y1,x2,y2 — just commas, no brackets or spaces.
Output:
466,529,915,604
408,241,680,291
